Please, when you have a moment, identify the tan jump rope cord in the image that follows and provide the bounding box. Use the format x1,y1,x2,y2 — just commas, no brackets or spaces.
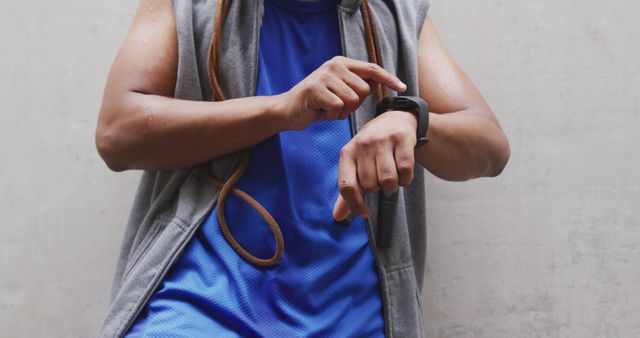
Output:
360,0,388,99
205,0,385,267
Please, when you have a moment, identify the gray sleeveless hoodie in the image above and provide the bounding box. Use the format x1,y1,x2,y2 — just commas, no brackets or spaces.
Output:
98,0,431,337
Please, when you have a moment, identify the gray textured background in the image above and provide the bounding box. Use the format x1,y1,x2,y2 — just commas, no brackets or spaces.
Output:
1,1,638,337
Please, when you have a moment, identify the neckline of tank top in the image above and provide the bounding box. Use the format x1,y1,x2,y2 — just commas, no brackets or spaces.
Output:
267,0,340,14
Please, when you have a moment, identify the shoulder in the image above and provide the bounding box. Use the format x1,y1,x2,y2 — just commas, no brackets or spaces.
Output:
370,0,430,33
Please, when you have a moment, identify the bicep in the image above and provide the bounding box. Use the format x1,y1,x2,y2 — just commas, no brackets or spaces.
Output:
417,17,494,121
103,0,178,100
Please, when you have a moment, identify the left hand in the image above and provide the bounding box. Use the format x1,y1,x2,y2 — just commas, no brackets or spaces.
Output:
333,110,418,222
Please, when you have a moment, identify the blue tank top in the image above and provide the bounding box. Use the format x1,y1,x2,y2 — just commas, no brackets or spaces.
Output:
126,1,385,336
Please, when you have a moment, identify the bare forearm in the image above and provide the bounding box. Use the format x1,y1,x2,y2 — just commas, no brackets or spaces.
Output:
415,109,510,181
96,93,286,171
95,55,407,172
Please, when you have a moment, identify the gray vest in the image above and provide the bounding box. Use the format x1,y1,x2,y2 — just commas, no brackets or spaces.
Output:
98,0,430,337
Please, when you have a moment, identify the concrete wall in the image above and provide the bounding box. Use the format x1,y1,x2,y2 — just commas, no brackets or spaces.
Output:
0,1,637,337
425,1,640,337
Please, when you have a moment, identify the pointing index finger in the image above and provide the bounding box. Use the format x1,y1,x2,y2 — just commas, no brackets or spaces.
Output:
345,59,407,93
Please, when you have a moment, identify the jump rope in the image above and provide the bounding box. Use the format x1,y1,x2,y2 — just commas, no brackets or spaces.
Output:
205,0,393,267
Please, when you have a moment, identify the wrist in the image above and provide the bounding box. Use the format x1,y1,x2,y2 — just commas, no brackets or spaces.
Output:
383,110,418,134
375,96,429,148
398,109,419,131
425,112,440,142
265,94,291,133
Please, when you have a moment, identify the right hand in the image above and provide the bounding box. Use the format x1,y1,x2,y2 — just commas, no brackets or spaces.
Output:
277,56,407,131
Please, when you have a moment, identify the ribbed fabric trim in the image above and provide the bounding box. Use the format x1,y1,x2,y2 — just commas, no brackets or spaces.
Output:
269,0,339,13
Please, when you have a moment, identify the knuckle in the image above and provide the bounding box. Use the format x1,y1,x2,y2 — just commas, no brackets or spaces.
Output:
328,56,345,70
314,66,326,77
389,129,406,142
397,163,415,186
354,137,371,149
338,182,358,194
340,146,351,157
344,92,360,106
330,99,344,111
361,183,379,193
397,160,415,173
374,134,389,144
363,134,385,147
380,175,398,188
357,83,371,96
349,90,360,101
332,55,345,63
299,83,312,94
317,71,331,83
306,82,323,94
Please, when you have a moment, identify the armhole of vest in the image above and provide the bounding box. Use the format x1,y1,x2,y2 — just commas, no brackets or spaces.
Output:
417,0,430,36
170,0,179,32
170,0,180,98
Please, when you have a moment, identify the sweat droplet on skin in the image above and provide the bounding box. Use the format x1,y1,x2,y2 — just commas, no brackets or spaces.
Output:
144,115,154,135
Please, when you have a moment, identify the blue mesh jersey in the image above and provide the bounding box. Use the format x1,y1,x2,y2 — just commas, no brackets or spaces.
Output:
126,0,385,336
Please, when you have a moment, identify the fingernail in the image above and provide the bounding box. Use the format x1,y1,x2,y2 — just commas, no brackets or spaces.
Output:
334,213,354,227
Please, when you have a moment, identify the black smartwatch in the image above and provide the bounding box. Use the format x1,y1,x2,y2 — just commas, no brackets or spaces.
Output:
374,96,429,148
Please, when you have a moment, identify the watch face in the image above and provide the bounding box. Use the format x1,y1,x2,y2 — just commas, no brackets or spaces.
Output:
377,97,419,116
390,97,419,113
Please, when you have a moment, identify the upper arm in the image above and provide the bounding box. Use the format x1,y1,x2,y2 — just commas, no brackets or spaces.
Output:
100,0,178,110
417,17,496,121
